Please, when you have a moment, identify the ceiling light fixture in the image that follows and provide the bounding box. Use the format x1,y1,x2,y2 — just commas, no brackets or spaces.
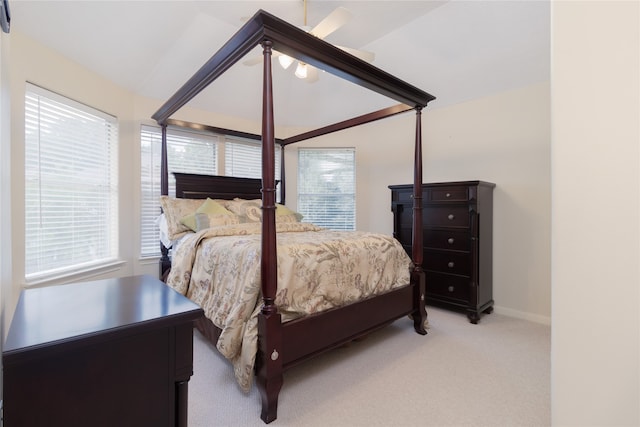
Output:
278,55,294,69
294,63,308,79
242,0,374,84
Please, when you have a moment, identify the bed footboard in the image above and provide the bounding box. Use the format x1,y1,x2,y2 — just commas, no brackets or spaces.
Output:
194,315,221,345
254,272,426,423
194,273,426,424
280,284,415,367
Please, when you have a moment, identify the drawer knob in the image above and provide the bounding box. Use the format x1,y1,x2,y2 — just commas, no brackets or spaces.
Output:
447,214,455,220
446,193,451,198
447,238,455,244
447,261,455,268
448,285,455,293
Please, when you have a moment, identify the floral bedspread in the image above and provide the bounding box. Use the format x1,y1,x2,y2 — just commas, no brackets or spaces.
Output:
166,222,412,391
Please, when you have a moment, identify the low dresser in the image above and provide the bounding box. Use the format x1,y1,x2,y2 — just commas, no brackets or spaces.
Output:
2,275,203,427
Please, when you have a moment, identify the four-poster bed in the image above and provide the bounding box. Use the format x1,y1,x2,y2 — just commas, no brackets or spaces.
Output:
152,9,435,424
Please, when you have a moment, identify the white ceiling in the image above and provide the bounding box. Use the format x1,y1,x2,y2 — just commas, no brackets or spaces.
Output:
9,0,550,128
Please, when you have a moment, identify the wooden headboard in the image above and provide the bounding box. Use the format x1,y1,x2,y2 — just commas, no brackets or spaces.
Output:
173,173,263,200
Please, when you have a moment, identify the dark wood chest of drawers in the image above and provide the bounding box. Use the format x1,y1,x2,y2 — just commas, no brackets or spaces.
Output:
389,181,495,323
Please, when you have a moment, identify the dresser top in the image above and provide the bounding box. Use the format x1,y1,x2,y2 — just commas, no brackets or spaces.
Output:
389,180,496,190
4,275,202,356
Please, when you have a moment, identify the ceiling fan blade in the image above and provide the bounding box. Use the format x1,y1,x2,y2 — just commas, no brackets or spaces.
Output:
335,45,376,63
242,55,263,66
309,6,352,39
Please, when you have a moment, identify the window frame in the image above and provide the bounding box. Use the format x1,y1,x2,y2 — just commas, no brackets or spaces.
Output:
297,147,356,231
24,83,119,284
224,135,282,201
139,125,220,258
139,125,282,258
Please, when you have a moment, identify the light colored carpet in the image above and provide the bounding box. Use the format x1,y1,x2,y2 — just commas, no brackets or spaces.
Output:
188,306,550,427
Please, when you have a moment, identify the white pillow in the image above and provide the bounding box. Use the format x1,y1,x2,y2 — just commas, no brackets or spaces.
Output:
155,214,173,249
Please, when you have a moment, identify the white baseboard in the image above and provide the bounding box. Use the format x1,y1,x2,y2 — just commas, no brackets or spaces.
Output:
493,305,551,326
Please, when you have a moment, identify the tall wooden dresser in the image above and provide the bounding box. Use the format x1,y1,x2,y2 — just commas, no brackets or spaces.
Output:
389,181,495,323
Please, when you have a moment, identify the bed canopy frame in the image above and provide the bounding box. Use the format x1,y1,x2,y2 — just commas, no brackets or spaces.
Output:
153,9,435,424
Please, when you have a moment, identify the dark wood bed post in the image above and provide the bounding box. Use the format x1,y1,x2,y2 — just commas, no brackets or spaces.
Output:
160,124,171,279
256,39,283,424
161,124,168,196
279,145,286,205
412,107,428,335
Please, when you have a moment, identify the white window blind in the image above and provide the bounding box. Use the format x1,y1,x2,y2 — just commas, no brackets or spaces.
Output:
297,148,355,230
140,125,218,257
140,126,162,258
224,137,281,200
25,84,119,282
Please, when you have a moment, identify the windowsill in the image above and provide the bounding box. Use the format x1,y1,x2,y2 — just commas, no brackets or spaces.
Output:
138,255,161,264
24,259,127,288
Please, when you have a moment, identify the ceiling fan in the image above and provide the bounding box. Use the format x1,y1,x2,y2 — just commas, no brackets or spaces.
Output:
242,0,375,83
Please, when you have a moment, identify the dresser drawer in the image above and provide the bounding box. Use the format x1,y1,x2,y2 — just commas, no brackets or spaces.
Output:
392,190,414,204
424,229,471,251
426,272,470,302
427,186,469,202
424,250,471,276
424,206,470,228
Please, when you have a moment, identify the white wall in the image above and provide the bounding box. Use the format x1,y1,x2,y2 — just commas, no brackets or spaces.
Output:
0,18,11,398
286,82,551,323
551,1,639,425
4,32,138,326
425,84,551,323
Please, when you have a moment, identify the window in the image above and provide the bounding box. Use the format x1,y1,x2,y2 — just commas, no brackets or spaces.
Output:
25,84,119,282
140,125,218,257
225,136,281,201
297,148,355,230
140,127,283,258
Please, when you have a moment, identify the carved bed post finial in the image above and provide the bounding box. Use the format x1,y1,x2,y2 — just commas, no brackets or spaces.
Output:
260,40,278,316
